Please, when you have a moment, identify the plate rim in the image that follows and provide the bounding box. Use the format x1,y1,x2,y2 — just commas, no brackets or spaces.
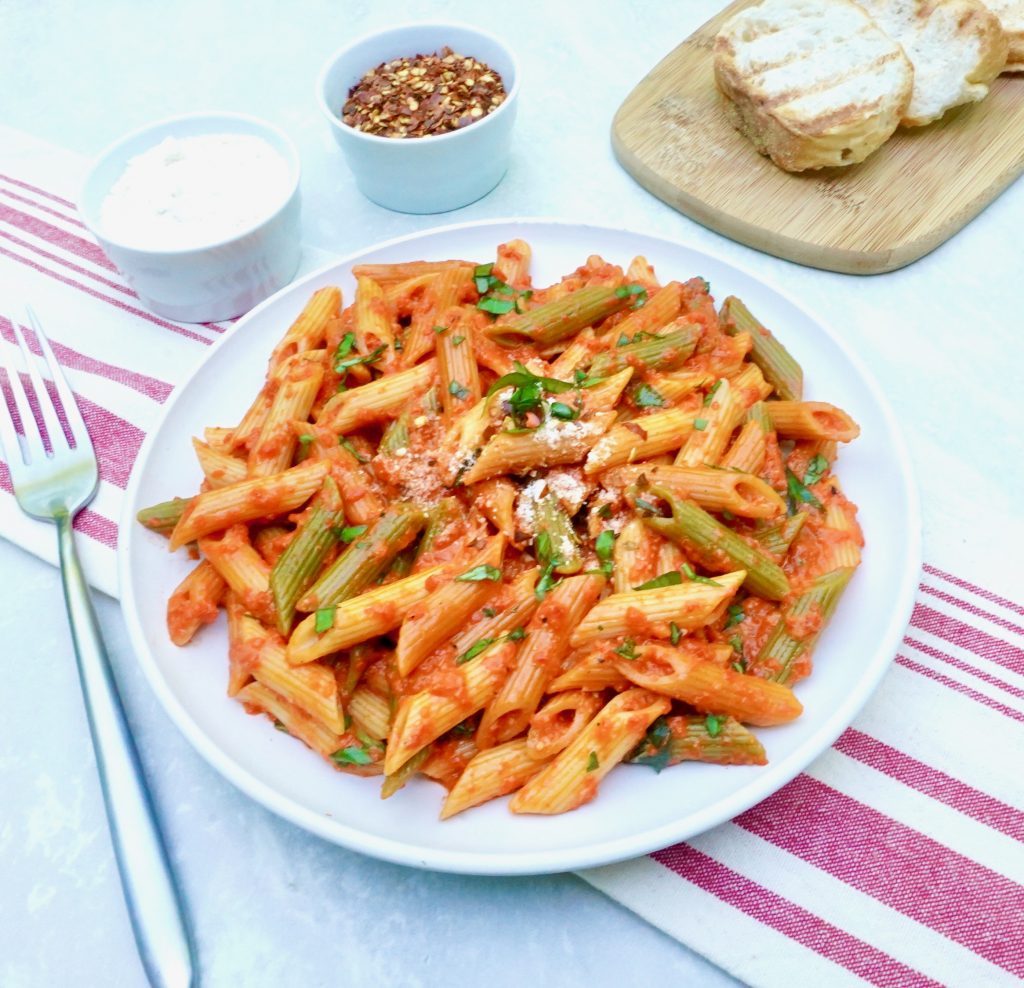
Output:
118,216,922,875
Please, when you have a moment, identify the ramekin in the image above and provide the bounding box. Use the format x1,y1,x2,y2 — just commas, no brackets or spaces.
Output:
79,112,302,323
317,23,520,214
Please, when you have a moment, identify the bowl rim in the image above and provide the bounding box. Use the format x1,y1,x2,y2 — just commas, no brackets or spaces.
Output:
315,20,521,147
77,110,302,257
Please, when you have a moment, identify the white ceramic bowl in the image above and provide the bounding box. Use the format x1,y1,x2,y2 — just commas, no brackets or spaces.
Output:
120,219,921,876
79,112,302,323
317,23,520,213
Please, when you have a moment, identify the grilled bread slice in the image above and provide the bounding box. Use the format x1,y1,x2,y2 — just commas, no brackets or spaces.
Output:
714,0,914,172
977,0,1024,69
854,0,1008,124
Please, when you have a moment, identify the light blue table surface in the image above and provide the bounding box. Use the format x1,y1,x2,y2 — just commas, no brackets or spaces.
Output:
2,1,1021,986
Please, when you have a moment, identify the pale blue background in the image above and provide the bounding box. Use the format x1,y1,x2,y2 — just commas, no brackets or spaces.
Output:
2,1,1021,986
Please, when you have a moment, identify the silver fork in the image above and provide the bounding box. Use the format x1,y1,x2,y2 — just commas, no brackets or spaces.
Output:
0,309,195,988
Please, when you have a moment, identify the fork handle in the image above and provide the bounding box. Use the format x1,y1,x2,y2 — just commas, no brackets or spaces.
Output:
56,513,196,988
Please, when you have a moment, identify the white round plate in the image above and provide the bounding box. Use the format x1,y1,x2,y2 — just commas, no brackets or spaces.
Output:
120,219,921,875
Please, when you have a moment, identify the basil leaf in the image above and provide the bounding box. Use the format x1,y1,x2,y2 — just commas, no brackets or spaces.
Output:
549,401,577,421
456,637,495,665
635,571,682,591
331,746,372,766
586,751,600,772
804,454,829,486
704,714,722,738
477,297,516,315
449,380,470,401
670,622,682,646
724,604,745,629
337,524,368,543
614,638,637,660
456,564,502,583
314,607,335,634
628,716,672,773
786,468,823,509
634,384,666,408
486,361,575,397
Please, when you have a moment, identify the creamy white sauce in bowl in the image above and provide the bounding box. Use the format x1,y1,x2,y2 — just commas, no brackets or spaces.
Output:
99,133,293,251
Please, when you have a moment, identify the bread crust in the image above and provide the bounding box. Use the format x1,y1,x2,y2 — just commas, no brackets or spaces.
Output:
714,0,914,172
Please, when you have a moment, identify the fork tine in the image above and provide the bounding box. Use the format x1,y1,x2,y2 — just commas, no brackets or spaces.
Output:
12,313,68,454
0,322,45,464
25,307,93,456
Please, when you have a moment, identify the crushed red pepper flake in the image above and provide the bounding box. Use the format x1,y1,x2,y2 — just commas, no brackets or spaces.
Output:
342,46,507,139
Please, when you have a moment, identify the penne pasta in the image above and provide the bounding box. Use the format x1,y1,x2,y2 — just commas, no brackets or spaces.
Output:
509,689,671,814
169,459,328,550
440,739,548,819
569,570,745,646
146,244,863,819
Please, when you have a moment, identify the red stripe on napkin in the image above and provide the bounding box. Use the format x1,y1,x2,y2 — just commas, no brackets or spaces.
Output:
0,199,115,271
0,243,213,345
919,583,1024,639
652,844,940,987
0,187,87,228
912,602,1024,676
0,171,77,211
54,388,143,489
895,655,1024,722
0,227,134,296
904,635,1024,701
0,316,173,403
834,728,1024,842
924,563,1024,618
736,775,1024,977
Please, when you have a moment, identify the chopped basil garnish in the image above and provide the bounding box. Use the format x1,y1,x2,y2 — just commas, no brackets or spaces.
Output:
614,638,637,660
339,437,369,463
334,342,386,377
724,603,745,629
804,454,829,486
433,325,447,335
482,606,497,618
628,716,672,772
477,297,516,315
586,751,600,772
682,563,722,587
314,607,335,634
595,529,615,577
549,401,577,421
704,714,722,738
448,379,471,401
703,381,722,406
634,383,666,408
452,335,465,346
337,524,368,543
456,564,502,583
331,745,372,766
614,284,649,309
670,622,682,646
487,362,575,398
456,636,495,665
693,418,708,431
616,333,630,347
297,433,315,446
597,504,613,520
786,468,823,510
635,571,682,591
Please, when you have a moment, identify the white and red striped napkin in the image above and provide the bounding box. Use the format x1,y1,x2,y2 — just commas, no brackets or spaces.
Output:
1,125,1021,987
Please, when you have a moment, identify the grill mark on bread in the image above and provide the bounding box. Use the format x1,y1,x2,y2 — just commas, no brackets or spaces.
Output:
758,49,907,113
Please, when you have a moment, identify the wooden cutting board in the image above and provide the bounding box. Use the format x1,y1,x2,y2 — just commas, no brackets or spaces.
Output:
612,1,1024,274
